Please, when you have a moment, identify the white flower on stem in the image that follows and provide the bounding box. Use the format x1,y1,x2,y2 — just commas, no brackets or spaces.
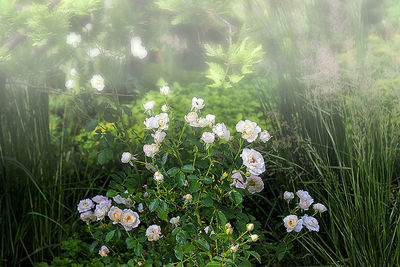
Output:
152,131,166,144
240,148,266,175
99,245,110,257
302,215,320,232
80,211,96,224
246,223,254,231
169,216,180,227
92,195,108,204
259,130,272,143
203,226,215,235
191,97,205,111
90,75,105,91
160,85,170,95
212,123,230,141
113,194,127,205
245,175,264,194
195,117,208,128
120,209,140,231
250,234,259,242
283,215,303,232
83,23,93,33
225,223,233,235
230,170,246,189
137,203,143,213
230,244,239,253
161,104,168,112
121,152,136,166
65,79,75,90
153,171,164,184
66,32,81,48
296,190,314,210
183,194,192,204
205,114,216,126
130,36,147,59
185,112,198,126
155,113,169,130
77,199,94,213
108,206,123,224
283,191,295,203
236,120,261,143
201,132,215,149
313,203,327,213
146,225,162,241
94,200,112,221
144,116,158,130
88,47,101,58
70,68,78,77
143,144,160,158
143,100,155,114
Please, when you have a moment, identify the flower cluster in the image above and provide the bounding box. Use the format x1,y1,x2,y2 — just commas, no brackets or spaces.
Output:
283,190,327,233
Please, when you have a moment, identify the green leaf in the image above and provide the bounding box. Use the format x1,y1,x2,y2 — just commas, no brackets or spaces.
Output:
85,119,98,132
248,251,261,263
134,243,143,256
182,164,195,173
122,106,132,116
189,181,201,193
278,251,285,261
106,189,118,197
149,198,160,212
201,176,212,184
182,223,196,234
217,210,227,226
89,241,98,254
162,153,168,165
187,174,198,182
126,237,136,249
160,201,168,212
167,167,180,177
201,196,214,207
157,210,168,221
230,191,243,205
206,262,220,267
174,246,184,261
176,171,185,187
105,230,115,242
196,238,210,251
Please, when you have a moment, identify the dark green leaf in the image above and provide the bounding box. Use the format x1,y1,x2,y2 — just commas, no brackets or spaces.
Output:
230,191,243,205
196,238,210,251
176,171,185,187
201,196,214,207
167,167,180,177
157,210,168,220
85,119,98,132
189,181,201,193
149,198,160,212
248,251,261,263
106,189,118,197
217,210,227,226
182,164,195,173
126,237,136,249
162,153,168,165
105,230,115,242
187,174,198,182
182,223,196,234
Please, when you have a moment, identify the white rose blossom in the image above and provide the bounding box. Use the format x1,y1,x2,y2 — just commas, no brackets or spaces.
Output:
195,117,208,128
230,170,246,189
283,191,295,203
250,234,259,242
66,32,81,48
155,113,169,130
137,203,144,213
94,200,112,221
120,209,140,231
236,120,261,143
245,175,264,194
121,152,136,166
183,194,192,204
191,97,205,111
143,143,160,158
153,171,164,184
201,132,215,148
296,190,314,210
160,85,170,95
169,216,180,227
146,225,162,241
65,79,75,90
77,199,94,213
302,215,320,232
240,148,266,175
144,116,158,130
92,195,108,204
131,36,148,59
259,130,272,142
313,203,327,213
230,244,239,253
99,245,110,257
70,68,78,77
283,215,303,232
203,226,215,235
185,112,199,126
83,23,93,33
90,74,105,91
113,194,127,205
205,114,216,126
212,123,230,141
152,131,166,144
108,206,123,224
161,104,169,112
143,100,155,114
88,47,101,58
80,211,96,224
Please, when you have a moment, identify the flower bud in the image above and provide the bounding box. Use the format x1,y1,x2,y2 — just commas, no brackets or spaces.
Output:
245,171,251,177
226,227,233,235
246,223,254,231
250,234,259,242
222,172,228,177
230,244,238,253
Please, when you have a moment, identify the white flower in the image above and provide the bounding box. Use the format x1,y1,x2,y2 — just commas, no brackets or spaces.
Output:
240,148,266,175
230,244,239,253
205,114,216,126
183,194,192,204
88,47,101,58
121,152,136,165
77,199,94,213
246,223,254,231
161,104,169,112
313,203,327,213
99,245,110,257
144,116,158,130
83,23,92,33
203,226,215,235
230,170,246,189
160,85,170,95
195,117,208,128
185,112,199,126
66,32,81,48
201,132,215,148
146,225,162,241
236,120,261,143
155,113,169,130
152,131,166,144
143,144,160,158
169,216,180,227
259,130,272,142
90,74,105,91
225,223,233,235
245,175,264,194
94,200,112,221
153,171,164,184
92,195,108,204
296,190,314,210
113,194,127,205
65,79,75,90
250,234,259,242
302,215,319,232
143,100,155,114
283,191,295,203
283,215,303,232
120,209,140,231
138,203,143,213
80,211,96,224
130,36,147,59
212,123,230,141
70,68,78,77
108,206,123,224
191,97,205,111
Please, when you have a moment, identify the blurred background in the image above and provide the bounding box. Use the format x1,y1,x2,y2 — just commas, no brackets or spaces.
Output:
1,0,400,266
